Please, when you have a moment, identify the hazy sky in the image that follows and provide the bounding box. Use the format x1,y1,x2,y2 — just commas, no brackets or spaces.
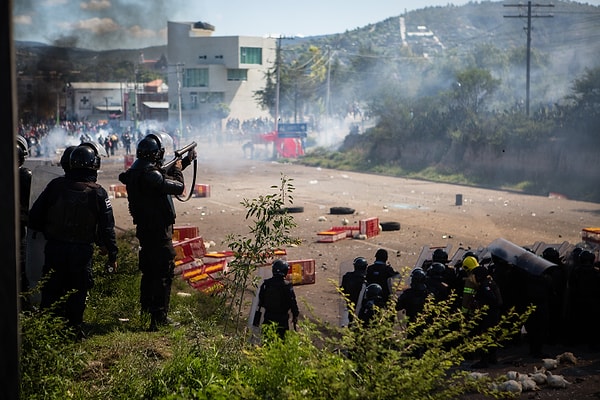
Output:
13,0,600,50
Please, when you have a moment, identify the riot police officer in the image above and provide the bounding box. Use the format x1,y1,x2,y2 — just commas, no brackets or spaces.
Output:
257,259,300,339
396,268,431,321
118,133,196,331
358,283,386,327
366,249,400,304
341,257,368,325
28,144,118,336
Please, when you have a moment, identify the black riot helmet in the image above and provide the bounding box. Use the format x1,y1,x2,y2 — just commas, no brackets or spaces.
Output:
17,135,28,166
432,248,449,264
427,262,446,279
410,268,427,290
353,257,368,271
81,140,108,158
136,133,165,163
541,247,561,265
272,259,289,277
364,283,383,301
60,146,77,172
70,144,101,170
579,250,595,266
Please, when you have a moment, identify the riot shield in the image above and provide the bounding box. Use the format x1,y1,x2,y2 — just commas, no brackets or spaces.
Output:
487,237,558,276
26,164,63,304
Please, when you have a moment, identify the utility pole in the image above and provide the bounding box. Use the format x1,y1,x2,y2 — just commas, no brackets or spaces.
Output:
177,63,184,140
504,1,554,117
274,36,282,133
325,46,331,137
273,35,296,133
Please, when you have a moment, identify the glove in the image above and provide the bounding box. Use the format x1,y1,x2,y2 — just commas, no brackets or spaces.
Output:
187,149,197,162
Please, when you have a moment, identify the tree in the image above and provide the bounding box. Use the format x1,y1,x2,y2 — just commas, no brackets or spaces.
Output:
563,66,600,139
451,67,500,116
222,175,301,332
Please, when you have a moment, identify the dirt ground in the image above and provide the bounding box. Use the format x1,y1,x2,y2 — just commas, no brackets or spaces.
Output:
94,140,600,399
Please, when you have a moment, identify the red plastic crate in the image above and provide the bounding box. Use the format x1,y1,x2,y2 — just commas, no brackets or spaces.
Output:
182,259,227,281
193,184,211,197
174,258,203,275
109,184,128,198
173,236,206,264
190,278,224,294
286,259,316,285
359,217,380,238
317,230,347,243
329,226,360,238
173,225,200,241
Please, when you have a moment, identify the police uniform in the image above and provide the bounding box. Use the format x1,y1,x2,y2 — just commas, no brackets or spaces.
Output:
119,156,190,330
366,249,399,304
28,168,118,330
258,275,299,338
341,268,367,324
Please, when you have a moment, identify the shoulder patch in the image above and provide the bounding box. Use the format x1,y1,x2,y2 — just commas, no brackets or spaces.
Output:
105,197,113,210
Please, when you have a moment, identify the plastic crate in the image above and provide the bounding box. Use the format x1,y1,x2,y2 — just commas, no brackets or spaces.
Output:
109,184,127,198
359,217,380,238
173,225,199,241
329,226,360,238
173,258,203,275
582,227,600,246
173,236,206,264
182,259,226,281
286,259,316,285
317,230,347,243
193,184,211,197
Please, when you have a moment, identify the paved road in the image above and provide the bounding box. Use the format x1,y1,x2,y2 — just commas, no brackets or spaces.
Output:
94,140,600,325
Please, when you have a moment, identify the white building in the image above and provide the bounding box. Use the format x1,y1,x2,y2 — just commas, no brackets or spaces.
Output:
66,82,128,122
167,21,276,136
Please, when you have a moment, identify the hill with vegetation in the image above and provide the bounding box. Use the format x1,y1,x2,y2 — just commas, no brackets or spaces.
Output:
15,1,600,202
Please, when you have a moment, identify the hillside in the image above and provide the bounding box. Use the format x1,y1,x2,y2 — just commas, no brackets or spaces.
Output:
15,1,600,82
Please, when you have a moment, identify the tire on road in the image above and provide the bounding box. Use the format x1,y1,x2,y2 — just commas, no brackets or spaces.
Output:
380,221,401,231
329,206,355,215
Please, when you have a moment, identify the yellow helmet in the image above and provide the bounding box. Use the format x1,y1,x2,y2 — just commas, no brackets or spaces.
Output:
462,256,480,271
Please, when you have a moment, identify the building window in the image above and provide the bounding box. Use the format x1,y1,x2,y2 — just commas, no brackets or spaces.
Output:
240,47,262,64
184,68,208,87
190,93,199,109
227,69,248,81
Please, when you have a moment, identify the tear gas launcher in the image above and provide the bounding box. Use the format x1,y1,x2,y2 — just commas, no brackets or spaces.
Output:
161,141,198,202
161,141,197,171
